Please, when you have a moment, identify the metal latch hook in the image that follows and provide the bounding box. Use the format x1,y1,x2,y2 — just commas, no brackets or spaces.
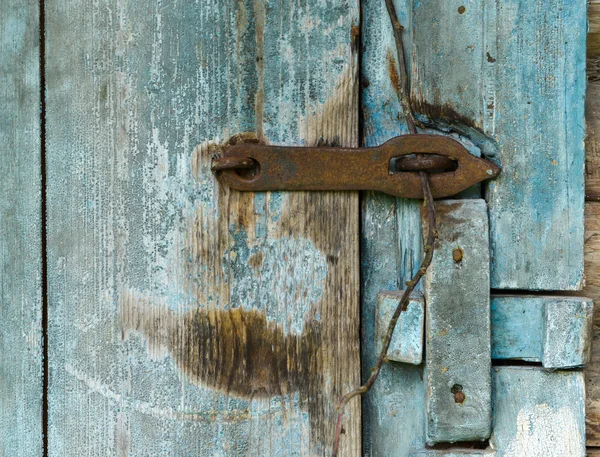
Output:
212,134,500,199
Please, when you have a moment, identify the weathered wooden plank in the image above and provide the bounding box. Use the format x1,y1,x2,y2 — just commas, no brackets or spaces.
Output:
0,1,43,455
45,1,360,456
491,367,586,457
361,0,427,454
591,0,600,33
424,200,491,445
578,203,600,444
587,448,600,456
490,297,544,362
583,203,600,313
376,291,424,365
585,327,600,445
587,82,600,199
491,296,593,368
411,0,587,290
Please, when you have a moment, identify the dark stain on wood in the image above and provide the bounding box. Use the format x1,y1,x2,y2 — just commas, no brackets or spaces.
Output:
411,100,481,131
170,308,323,401
121,296,328,442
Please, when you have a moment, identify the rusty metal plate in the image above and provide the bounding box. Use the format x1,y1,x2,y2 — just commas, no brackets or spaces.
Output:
213,135,500,199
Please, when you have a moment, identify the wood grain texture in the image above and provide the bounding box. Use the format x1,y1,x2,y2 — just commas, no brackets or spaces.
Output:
411,0,587,290
587,82,600,198
424,200,491,445
361,0,427,454
585,201,600,445
583,203,600,317
492,367,586,457
0,1,43,455
591,0,600,33
45,1,360,455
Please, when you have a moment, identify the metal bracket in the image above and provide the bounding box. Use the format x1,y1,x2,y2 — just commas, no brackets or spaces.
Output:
212,135,500,199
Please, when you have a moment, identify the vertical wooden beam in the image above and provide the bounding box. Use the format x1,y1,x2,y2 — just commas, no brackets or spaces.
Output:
0,1,43,455
45,1,360,455
361,0,427,454
411,0,587,290
424,200,491,444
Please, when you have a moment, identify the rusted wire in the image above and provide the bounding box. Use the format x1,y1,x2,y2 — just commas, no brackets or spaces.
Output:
330,1,438,455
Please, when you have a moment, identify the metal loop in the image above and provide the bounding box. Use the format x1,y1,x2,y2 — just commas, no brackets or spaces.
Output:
390,155,456,173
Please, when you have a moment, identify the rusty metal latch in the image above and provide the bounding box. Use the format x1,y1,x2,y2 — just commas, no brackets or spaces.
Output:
212,135,500,199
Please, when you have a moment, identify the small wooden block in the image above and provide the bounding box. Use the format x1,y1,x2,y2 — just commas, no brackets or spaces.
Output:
376,291,424,365
490,296,593,369
423,200,492,444
543,299,594,369
491,367,586,456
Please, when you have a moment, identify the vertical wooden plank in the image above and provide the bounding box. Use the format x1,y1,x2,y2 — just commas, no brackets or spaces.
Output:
587,82,600,199
361,0,427,455
491,367,586,457
45,1,359,456
0,1,43,455
411,0,587,290
579,202,600,444
424,200,491,444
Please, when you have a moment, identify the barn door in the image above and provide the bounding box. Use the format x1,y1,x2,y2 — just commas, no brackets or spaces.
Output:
0,0,591,456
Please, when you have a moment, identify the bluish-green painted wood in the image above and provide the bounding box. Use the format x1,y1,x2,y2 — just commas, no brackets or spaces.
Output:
410,451,495,457
410,0,587,290
376,291,424,365
491,367,586,456
491,296,593,369
45,1,360,455
0,1,43,455
424,200,491,445
361,0,426,454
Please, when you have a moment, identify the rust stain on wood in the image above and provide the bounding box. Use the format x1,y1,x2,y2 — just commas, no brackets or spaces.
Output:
387,50,401,96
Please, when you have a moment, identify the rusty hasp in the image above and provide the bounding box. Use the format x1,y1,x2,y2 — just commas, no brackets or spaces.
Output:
212,135,500,199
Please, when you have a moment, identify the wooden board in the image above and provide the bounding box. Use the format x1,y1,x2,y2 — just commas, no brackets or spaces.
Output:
361,0,427,454
0,1,43,455
583,202,600,445
587,82,600,199
575,202,600,445
424,200,491,444
591,0,600,34
491,367,586,457
410,0,587,290
45,1,360,456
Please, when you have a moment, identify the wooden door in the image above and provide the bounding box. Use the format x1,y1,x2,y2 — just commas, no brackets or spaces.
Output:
1,0,596,456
